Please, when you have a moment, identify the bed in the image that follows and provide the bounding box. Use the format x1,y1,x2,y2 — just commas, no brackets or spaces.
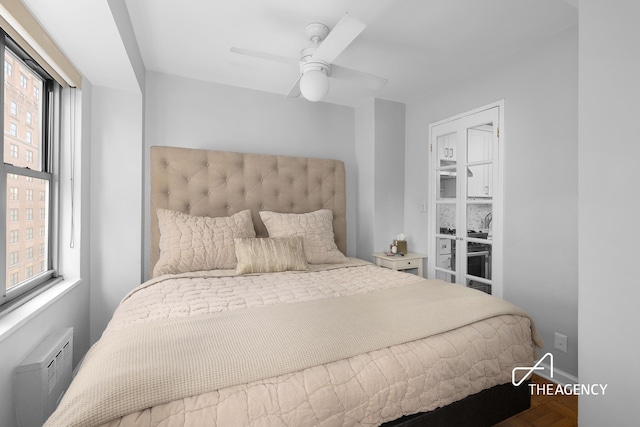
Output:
45,146,542,427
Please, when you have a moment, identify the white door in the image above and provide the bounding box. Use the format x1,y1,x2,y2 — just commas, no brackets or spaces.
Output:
428,104,502,296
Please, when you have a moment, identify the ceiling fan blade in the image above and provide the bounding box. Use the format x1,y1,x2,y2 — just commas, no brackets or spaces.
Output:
230,47,299,66
312,14,365,64
331,64,388,91
285,74,302,98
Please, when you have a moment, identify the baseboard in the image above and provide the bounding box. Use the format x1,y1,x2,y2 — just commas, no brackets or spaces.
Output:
535,361,578,385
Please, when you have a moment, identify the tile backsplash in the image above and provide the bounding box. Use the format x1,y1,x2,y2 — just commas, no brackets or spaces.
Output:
439,203,492,231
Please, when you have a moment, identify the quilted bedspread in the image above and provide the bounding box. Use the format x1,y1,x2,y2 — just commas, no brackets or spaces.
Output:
46,260,541,427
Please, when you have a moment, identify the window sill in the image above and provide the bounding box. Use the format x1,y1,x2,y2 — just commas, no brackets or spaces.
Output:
0,277,83,344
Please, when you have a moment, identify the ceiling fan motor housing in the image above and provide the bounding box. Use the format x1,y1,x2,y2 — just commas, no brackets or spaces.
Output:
300,60,330,78
299,42,331,77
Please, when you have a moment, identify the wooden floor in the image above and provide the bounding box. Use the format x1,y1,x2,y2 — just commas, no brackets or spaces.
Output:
493,375,578,427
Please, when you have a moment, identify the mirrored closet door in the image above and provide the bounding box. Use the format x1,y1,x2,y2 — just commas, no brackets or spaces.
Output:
428,103,502,296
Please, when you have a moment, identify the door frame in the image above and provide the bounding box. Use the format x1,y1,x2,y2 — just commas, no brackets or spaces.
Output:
427,100,505,297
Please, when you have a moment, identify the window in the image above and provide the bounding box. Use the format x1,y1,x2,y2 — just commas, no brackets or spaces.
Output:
1,32,60,308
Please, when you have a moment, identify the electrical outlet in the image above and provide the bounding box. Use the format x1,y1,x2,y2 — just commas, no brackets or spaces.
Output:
554,332,568,353
420,200,427,213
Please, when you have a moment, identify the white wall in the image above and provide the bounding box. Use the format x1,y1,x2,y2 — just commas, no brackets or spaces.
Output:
404,26,579,378
578,1,640,424
142,72,357,277
89,86,143,342
106,0,146,91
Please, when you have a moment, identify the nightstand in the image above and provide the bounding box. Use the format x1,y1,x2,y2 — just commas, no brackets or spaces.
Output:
371,252,427,277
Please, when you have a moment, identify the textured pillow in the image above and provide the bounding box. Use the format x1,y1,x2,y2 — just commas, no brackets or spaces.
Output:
153,208,255,277
259,209,347,264
234,236,309,274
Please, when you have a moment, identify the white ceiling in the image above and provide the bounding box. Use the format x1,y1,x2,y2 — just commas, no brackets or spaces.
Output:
22,0,578,107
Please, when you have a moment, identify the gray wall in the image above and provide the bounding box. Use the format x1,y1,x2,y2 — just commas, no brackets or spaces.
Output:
578,1,640,424
143,72,357,278
404,26,579,378
89,86,144,342
355,100,375,259
355,98,406,260
373,99,406,253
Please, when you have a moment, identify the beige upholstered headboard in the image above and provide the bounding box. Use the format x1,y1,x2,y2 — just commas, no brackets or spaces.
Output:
150,146,347,273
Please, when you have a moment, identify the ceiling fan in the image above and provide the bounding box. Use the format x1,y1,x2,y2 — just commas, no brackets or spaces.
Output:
231,13,388,102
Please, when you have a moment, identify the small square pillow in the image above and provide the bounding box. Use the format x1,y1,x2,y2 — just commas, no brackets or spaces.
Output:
153,208,255,277
259,209,347,264
234,236,309,274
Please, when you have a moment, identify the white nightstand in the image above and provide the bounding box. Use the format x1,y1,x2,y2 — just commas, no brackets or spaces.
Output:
371,252,427,278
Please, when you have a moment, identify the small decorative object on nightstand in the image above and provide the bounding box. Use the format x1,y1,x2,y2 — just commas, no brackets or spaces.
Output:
393,233,407,255
372,252,427,278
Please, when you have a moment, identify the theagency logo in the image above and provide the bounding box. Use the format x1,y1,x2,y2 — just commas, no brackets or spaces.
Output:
512,352,553,386
512,352,608,396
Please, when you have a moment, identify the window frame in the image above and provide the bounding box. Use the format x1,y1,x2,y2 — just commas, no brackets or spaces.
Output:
0,30,59,309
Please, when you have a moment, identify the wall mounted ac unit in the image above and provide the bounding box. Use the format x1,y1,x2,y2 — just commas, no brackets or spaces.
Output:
15,328,73,427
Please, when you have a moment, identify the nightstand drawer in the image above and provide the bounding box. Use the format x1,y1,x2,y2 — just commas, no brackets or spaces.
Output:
391,258,420,270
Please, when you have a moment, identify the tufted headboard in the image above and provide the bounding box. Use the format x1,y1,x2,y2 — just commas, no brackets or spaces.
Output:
150,146,347,273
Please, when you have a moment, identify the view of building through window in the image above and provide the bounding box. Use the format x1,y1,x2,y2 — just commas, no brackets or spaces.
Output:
4,47,48,290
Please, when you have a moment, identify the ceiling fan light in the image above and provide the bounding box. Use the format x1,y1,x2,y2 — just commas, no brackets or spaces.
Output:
300,69,330,102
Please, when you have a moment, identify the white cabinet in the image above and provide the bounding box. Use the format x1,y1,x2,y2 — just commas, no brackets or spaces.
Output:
437,239,452,269
437,133,457,162
467,128,493,198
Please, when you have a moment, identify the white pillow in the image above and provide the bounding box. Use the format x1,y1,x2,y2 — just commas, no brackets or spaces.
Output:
154,208,255,277
259,209,347,264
